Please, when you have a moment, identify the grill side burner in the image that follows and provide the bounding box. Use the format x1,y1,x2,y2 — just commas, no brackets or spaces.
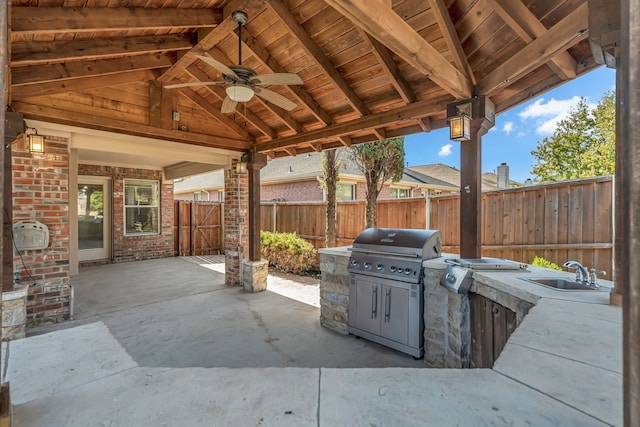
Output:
347,228,442,358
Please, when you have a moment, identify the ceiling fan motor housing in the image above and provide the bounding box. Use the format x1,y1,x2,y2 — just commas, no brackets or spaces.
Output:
232,11,248,26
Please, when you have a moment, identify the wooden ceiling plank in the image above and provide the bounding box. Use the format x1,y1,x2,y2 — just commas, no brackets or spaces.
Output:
357,28,416,104
11,35,194,67
486,0,577,80
310,142,323,152
11,7,222,34
240,29,333,126
158,0,265,83
181,64,277,140
475,3,588,96
11,69,160,100
15,102,250,151
12,53,173,86
267,0,371,116
283,147,297,156
324,0,472,99
338,136,352,147
427,0,476,85
178,90,253,142
418,117,431,132
255,95,453,152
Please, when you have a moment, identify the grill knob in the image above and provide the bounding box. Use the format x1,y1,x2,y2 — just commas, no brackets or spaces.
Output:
446,273,456,283
404,268,412,275
389,266,396,272
364,262,371,270
351,260,360,267
376,264,384,271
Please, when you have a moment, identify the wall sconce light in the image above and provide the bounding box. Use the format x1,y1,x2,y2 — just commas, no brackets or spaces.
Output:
236,154,248,174
26,128,45,154
447,101,472,142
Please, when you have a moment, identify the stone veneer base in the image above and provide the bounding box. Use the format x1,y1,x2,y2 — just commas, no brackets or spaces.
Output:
242,259,268,293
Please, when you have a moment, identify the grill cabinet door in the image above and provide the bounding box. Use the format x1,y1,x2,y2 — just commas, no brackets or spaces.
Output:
380,284,409,345
354,279,381,335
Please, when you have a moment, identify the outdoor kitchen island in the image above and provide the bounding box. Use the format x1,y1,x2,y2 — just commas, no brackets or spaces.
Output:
319,246,622,426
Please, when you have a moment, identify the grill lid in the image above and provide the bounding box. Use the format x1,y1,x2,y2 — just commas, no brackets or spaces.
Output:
351,228,442,260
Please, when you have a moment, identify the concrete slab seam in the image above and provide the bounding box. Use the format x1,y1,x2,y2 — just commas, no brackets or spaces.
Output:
504,341,622,375
491,368,615,426
13,365,141,409
317,368,321,427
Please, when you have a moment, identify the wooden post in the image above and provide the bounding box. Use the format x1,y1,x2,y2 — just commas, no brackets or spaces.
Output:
451,96,495,259
247,152,267,261
621,0,640,424
460,120,482,259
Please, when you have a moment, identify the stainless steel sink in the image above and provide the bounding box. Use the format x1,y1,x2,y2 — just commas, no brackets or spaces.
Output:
519,277,611,291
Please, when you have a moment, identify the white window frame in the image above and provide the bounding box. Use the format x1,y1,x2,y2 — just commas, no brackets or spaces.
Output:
336,183,356,201
123,178,161,236
390,187,410,198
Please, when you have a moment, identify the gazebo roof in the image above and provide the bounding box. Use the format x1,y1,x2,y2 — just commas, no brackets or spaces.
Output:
9,0,598,160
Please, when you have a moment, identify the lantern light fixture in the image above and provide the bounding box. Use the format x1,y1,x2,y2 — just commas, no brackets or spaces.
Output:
447,100,472,142
26,128,45,154
236,153,248,174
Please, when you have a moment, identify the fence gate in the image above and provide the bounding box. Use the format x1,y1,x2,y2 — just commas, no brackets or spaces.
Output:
174,201,223,256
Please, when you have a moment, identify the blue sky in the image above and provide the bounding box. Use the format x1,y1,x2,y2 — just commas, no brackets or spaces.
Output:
403,66,617,183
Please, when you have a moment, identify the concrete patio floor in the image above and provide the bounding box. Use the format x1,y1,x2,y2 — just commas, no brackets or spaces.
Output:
29,256,426,369
4,257,620,426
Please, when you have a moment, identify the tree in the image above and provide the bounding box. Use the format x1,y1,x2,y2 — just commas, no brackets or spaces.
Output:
531,92,615,182
349,137,405,228
322,149,339,247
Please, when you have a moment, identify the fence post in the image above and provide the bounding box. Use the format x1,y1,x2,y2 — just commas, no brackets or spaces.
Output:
425,196,431,230
273,202,277,233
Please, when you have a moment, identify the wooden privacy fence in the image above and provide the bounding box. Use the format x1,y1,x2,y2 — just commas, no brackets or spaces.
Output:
173,201,223,256
175,176,614,278
430,176,613,279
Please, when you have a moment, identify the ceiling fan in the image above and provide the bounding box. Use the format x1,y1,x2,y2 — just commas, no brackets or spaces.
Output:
165,10,303,113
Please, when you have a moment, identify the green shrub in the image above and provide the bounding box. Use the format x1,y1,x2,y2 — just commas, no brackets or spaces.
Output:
260,231,317,273
531,256,562,271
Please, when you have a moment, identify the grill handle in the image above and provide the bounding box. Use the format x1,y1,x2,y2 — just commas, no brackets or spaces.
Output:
371,286,378,319
384,288,391,323
349,248,421,258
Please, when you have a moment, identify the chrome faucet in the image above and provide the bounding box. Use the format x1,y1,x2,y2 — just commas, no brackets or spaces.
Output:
589,268,606,288
563,261,589,284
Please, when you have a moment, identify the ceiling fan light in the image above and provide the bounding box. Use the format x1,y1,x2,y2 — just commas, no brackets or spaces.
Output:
226,85,254,102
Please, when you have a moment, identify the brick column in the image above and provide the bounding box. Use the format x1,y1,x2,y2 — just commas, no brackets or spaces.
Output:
12,134,71,326
224,160,249,286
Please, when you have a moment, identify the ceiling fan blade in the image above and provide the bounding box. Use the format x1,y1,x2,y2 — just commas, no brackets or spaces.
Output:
221,96,238,114
253,87,297,111
251,73,303,86
164,81,224,89
197,55,238,79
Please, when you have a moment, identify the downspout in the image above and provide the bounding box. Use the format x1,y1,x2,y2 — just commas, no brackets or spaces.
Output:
201,189,210,201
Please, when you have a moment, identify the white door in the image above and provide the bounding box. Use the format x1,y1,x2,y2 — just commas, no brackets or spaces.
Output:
78,176,110,261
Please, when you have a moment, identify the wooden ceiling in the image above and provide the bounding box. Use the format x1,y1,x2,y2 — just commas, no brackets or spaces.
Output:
8,0,597,159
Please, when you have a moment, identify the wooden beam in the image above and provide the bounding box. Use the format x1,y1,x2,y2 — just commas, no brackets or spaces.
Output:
460,120,483,258
14,102,250,151
158,0,265,83
255,95,452,152
149,80,172,130
11,7,222,34
11,35,194,66
486,0,577,80
418,117,431,132
282,147,297,157
427,0,476,84
475,3,588,96
248,152,268,261
11,69,160,99
358,28,416,104
267,0,371,116
338,136,352,147
240,29,333,126
310,142,323,152
177,90,254,141
324,0,473,99
12,53,173,86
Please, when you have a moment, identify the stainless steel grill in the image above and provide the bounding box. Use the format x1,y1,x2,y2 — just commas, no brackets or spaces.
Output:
347,228,442,358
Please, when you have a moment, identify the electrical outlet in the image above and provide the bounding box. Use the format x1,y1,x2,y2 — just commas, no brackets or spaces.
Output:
172,111,180,121
236,217,245,224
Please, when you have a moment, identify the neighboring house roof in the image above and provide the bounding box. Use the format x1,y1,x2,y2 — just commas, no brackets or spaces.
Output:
408,163,521,191
174,151,459,194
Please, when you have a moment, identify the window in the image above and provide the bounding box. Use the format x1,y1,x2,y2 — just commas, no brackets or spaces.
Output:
195,192,202,201
124,179,160,235
336,183,355,201
390,187,409,198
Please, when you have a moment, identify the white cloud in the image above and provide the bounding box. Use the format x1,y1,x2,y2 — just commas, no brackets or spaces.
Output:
438,144,453,157
502,122,514,135
518,96,594,135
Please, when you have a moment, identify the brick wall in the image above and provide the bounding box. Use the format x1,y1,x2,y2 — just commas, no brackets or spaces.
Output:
223,162,248,286
12,135,71,325
78,164,174,263
261,180,323,201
